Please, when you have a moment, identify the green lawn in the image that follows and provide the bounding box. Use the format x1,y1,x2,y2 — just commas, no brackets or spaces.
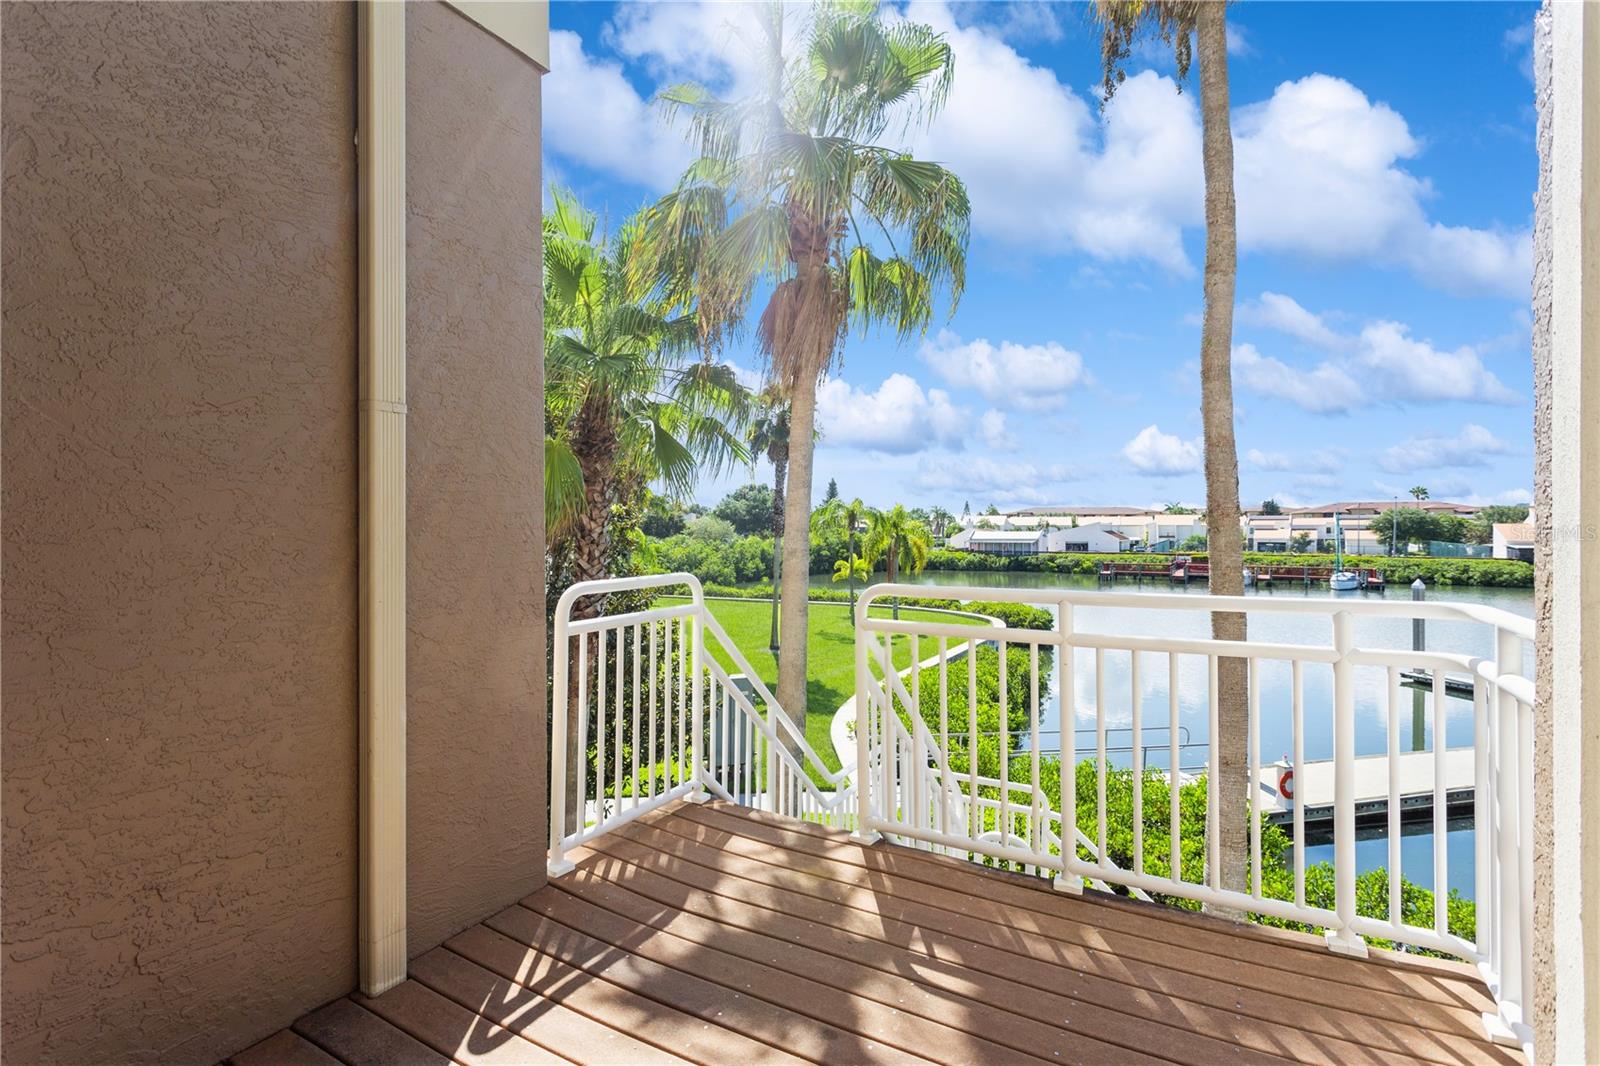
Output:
666,596,985,774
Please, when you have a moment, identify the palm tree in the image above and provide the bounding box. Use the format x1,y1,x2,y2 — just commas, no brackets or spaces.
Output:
1410,485,1430,502
811,496,876,622
544,188,751,605
832,554,871,588
863,504,932,620
1093,1,1248,905
649,2,969,730
928,505,955,544
747,387,791,654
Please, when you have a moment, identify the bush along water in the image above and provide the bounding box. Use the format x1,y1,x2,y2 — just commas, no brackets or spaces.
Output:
915,548,1532,587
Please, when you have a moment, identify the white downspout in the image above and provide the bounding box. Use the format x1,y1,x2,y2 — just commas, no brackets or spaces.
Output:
357,0,407,997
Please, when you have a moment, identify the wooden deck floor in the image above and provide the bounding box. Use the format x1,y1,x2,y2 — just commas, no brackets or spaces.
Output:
231,800,1519,1066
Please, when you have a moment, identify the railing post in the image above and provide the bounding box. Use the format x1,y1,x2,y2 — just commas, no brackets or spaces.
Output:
1326,610,1366,956
1487,625,1526,1043
548,606,574,877
1054,597,1083,894
687,594,707,804
851,593,880,843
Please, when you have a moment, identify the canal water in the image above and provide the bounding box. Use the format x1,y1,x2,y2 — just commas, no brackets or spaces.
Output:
812,569,1535,899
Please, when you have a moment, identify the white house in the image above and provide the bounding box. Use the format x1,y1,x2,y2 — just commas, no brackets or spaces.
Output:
1045,522,1132,553
1492,522,1535,561
959,529,1048,556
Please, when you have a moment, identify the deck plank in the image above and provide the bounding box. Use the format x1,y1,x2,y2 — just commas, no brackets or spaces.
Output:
448,922,819,1066
293,997,451,1066
354,979,566,1065
579,828,1482,1066
228,1029,344,1066
659,804,1502,1032
408,946,693,1066
546,869,1181,1066
257,800,1514,1066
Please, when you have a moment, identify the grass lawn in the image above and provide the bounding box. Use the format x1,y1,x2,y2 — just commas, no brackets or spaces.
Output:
665,595,985,775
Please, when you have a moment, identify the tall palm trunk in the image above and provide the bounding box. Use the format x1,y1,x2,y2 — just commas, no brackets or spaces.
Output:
887,543,900,620
1195,2,1249,906
776,383,816,753
768,447,786,654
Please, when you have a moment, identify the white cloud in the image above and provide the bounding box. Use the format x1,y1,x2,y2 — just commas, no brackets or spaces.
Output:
919,329,1090,411
911,455,1079,503
1377,424,1513,473
1122,424,1201,476
1355,321,1520,405
1232,316,1520,413
544,30,691,190
1237,292,1345,350
903,10,1529,296
1246,448,1294,471
1233,75,1529,297
977,410,1018,451
814,373,968,454
1247,447,1341,474
1232,343,1363,414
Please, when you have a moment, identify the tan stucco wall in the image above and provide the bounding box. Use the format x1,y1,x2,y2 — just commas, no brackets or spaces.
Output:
404,1,548,955
1,4,359,1063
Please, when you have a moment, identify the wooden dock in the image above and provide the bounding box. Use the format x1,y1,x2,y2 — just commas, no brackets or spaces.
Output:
1257,749,1477,830
1098,558,1386,589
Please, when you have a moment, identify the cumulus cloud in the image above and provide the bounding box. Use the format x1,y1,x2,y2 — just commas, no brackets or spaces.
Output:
912,455,1079,503
1232,343,1363,414
1377,424,1512,473
544,30,691,190
1123,425,1202,476
1237,292,1345,350
1232,308,1520,413
815,373,969,454
977,410,1018,451
919,330,1090,411
902,8,1529,296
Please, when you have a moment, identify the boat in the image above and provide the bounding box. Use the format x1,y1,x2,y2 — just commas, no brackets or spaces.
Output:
1243,568,1255,587
1329,513,1360,590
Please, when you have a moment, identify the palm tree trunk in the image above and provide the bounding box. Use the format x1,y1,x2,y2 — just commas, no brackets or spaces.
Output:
1196,1,1249,910
889,544,900,621
769,453,786,654
776,385,816,755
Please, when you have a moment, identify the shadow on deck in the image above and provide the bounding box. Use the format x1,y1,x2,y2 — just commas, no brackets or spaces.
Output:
232,800,1517,1065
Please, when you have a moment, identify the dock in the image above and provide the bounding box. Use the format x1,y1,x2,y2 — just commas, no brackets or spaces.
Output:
1098,557,1387,590
1256,749,1476,832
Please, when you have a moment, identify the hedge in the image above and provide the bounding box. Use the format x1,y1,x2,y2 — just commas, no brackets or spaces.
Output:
918,548,1532,587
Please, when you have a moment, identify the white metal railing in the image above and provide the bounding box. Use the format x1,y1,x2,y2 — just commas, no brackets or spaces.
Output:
851,582,1536,1051
548,574,855,878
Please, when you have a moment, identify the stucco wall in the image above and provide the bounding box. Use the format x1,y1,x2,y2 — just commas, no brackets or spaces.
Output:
404,1,548,955
1,4,359,1064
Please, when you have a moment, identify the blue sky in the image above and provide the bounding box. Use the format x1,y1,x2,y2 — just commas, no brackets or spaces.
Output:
544,0,1539,513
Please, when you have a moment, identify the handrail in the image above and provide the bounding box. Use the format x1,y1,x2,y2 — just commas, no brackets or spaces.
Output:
549,573,857,879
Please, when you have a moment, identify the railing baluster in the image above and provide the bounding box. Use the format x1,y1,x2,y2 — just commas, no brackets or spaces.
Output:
968,633,979,849
1057,600,1079,892
1095,647,1106,864
631,622,642,801
999,639,1010,849
596,630,608,823
1495,626,1524,1015
1473,671,1490,961
1030,643,1042,861
679,616,689,787
939,637,949,841
1432,667,1447,938
1206,654,1218,892
577,632,589,831
1292,659,1305,910
1131,649,1143,876
1387,666,1402,929
1248,656,1260,901
1169,653,1180,886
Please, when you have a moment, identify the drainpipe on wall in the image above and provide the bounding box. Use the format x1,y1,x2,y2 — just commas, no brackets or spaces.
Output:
357,0,407,998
